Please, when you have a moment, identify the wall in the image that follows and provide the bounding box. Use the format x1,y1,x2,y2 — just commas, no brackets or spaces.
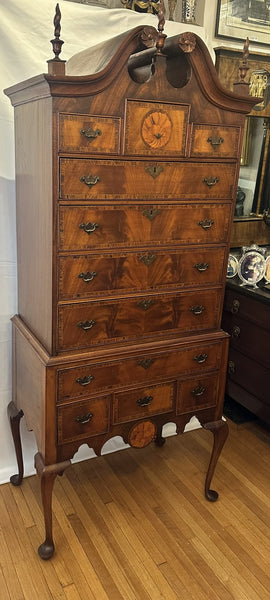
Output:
0,0,268,484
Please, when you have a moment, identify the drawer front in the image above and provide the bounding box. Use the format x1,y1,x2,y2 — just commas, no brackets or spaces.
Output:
177,373,219,414
58,204,232,251
58,113,121,154
227,349,269,404
190,125,241,158
59,158,237,200
113,382,175,424
58,246,226,300
57,338,225,401
58,289,221,351
223,287,270,331
124,100,189,156
57,396,110,444
222,312,270,367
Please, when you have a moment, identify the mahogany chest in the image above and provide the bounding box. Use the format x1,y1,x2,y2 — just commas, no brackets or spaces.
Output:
5,12,256,558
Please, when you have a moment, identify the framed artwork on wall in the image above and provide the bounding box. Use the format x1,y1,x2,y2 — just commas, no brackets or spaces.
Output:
216,0,270,46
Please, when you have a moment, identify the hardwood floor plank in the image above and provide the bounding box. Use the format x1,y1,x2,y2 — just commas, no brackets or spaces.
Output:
1,420,270,600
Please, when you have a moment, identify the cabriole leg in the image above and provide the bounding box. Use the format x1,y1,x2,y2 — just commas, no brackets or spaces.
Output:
8,401,24,486
203,419,229,502
35,453,71,560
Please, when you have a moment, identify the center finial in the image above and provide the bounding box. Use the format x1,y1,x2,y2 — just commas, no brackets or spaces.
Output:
156,0,167,54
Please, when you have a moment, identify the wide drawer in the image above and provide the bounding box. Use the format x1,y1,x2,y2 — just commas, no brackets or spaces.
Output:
57,289,221,351
58,203,232,250
190,125,241,158
58,113,121,154
222,312,270,368
58,246,226,300
177,373,219,414
227,348,269,404
57,338,225,401
59,158,237,200
223,287,270,331
113,381,175,424
57,395,110,444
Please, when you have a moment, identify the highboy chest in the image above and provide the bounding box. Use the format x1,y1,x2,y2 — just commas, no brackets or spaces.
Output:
5,5,257,558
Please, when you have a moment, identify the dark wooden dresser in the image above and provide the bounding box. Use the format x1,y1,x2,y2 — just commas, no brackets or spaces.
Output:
222,279,270,425
4,7,257,558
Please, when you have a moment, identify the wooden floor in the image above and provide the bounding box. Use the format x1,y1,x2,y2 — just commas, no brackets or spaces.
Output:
1,417,270,600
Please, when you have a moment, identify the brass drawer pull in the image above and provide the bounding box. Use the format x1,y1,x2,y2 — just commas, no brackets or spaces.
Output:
139,254,157,266
194,262,209,272
232,325,240,338
80,127,101,140
136,395,153,407
203,176,219,188
75,412,93,424
137,299,153,311
77,320,96,331
76,375,95,386
142,208,161,221
230,299,240,314
190,305,205,315
79,222,99,234
191,385,206,396
78,271,97,283
198,219,214,230
80,174,100,188
228,360,235,375
193,353,208,363
138,358,155,369
207,136,224,149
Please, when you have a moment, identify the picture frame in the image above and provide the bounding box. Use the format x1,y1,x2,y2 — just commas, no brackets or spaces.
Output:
215,0,270,46
227,254,239,278
237,244,267,287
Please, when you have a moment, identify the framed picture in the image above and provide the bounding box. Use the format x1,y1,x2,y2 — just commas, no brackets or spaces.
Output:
227,254,239,278
264,255,270,282
216,0,270,46
238,248,266,286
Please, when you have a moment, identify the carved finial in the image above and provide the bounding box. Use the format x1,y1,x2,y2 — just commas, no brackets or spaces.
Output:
156,0,167,54
47,4,66,75
238,37,250,83
50,3,64,60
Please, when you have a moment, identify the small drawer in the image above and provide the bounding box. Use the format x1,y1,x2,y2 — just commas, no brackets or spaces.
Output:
57,396,110,444
57,289,221,351
58,203,232,251
57,337,225,401
59,158,237,200
124,100,189,156
113,382,175,424
177,374,219,415
190,125,241,158
58,246,227,300
58,113,121,154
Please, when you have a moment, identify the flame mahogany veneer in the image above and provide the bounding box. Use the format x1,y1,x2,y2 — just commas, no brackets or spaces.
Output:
5,13,257,559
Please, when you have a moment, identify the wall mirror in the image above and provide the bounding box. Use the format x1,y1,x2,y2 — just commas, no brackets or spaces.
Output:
215,46,270,246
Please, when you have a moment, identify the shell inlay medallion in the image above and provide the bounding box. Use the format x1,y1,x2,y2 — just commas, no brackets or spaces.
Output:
141,110,172,149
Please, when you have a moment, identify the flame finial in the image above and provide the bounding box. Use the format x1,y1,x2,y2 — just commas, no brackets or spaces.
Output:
156,0,167,54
